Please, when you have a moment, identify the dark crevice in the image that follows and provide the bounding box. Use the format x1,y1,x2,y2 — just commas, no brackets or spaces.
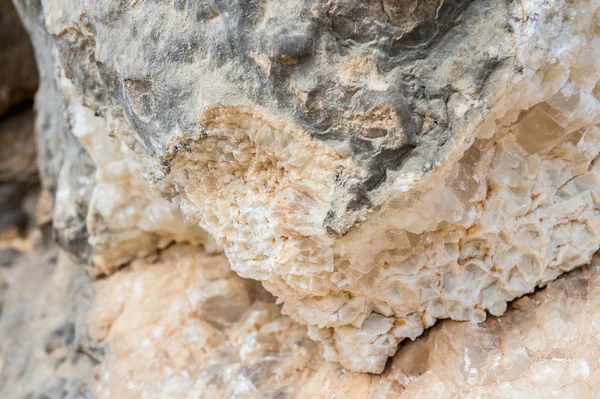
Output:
0,99,34,123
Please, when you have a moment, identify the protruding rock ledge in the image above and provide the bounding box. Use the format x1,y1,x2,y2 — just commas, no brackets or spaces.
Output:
12,0,600,372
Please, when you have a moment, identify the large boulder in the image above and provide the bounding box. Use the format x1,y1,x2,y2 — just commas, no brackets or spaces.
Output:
13,0,600,372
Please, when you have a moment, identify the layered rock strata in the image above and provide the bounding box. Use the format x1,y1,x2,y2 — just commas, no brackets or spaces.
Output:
13,0,600,372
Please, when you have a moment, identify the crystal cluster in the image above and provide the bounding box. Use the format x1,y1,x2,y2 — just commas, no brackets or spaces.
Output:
307,6,600,371
165,2,600,372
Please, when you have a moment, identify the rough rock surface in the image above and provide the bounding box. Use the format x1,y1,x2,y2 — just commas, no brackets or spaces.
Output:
13,0,600,372
4,237,600,398
88,246,600,399
55,245,600,397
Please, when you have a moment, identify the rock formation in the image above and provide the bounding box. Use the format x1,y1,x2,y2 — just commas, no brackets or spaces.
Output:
87,248,600,398
3,240,600,397
10,0,600,373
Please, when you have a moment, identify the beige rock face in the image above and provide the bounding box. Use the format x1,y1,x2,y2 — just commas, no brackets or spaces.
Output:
87,244,600,398
3,237,600,398
12,0,600,373
89,245,321,398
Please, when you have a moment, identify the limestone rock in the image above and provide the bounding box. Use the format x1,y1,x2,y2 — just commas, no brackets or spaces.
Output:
88,244,600,398
13,0,600,372
3,237,600,397
52,78,212,275
89,245,322,398
10,2,213,274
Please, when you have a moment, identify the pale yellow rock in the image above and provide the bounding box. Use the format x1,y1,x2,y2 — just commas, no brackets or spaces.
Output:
89,245,323,398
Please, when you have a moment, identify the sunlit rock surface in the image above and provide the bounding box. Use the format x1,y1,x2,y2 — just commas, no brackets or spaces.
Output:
13,0,600,372
89,245,321,398
2,233,600,397
88,244,600,398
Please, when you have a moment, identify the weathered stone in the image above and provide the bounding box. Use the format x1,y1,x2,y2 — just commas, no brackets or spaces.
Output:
3,237,600,397
12,0,600,372
88,244,600,398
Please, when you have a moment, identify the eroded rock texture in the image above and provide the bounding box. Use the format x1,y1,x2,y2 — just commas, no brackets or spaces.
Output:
4,237,600,398
0,0,37,116
89,245,600,397
13,0,600,372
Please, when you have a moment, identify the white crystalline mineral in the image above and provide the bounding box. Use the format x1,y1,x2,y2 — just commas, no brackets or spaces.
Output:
55,76,212,275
